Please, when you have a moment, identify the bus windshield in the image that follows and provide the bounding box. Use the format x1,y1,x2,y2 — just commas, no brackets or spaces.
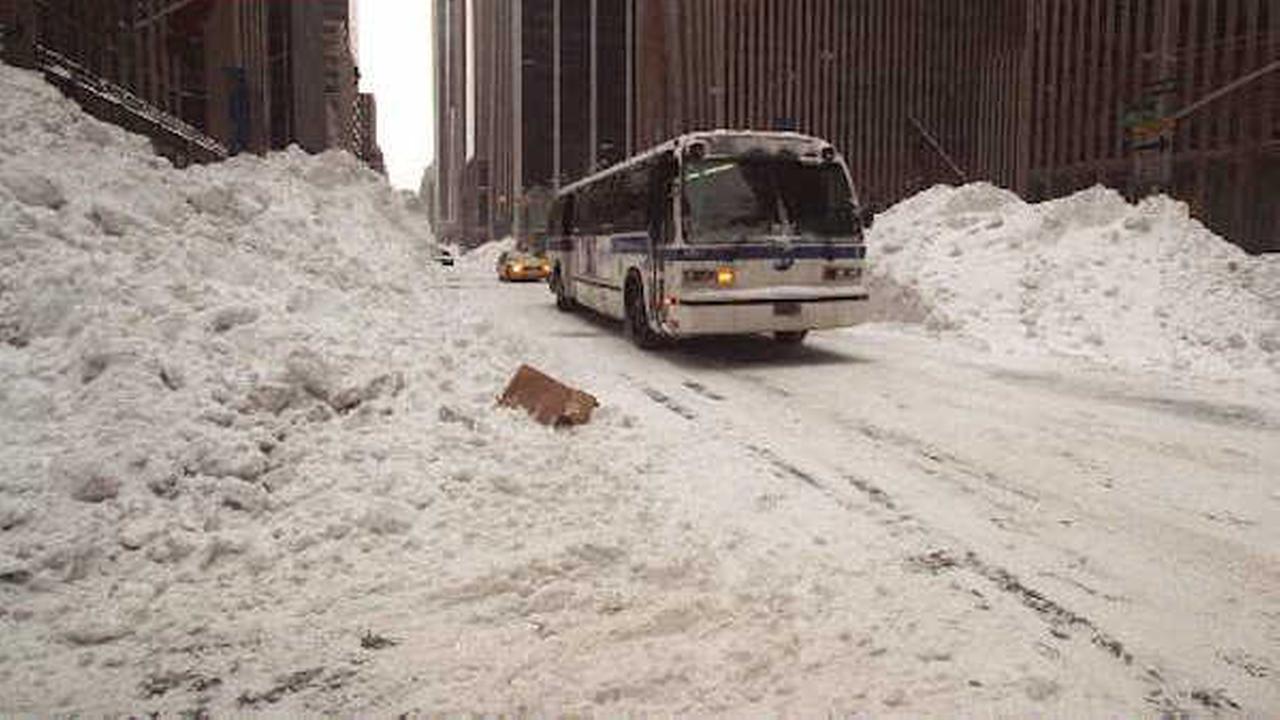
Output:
681,156,856,244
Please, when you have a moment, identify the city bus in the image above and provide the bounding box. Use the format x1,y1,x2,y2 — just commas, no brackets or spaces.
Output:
546,130,872,348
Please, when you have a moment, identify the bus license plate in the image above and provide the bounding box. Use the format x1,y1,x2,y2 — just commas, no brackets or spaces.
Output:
774,301,801,316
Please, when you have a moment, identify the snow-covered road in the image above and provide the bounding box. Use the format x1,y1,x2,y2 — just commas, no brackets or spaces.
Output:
456,257,1280,715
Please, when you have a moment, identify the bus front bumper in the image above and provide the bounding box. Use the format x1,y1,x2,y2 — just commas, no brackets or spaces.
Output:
658,293,869,336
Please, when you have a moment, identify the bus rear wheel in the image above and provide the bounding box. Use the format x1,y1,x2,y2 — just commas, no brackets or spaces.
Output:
625,276,662,349
774,330,808,345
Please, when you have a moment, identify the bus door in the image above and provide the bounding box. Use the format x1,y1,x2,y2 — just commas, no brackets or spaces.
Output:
558,193,576,279
646,152,677,314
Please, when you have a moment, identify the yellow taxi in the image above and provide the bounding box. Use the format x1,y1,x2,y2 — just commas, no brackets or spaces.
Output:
496,250,552,282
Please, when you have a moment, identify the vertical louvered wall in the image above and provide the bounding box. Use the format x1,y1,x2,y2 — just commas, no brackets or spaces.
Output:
635,0,1027,210
632,0,1276,250
1026,0,1278,251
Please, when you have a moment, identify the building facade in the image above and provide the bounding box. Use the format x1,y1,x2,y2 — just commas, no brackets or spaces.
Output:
356,92,385,174
1023,0,1278,252
1,0,384,171
433,0,467,241
437,0,632,245
439,0,1277,252
638,0,1277,251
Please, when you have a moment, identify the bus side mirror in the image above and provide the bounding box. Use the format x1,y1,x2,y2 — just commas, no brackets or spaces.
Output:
857,206,875,230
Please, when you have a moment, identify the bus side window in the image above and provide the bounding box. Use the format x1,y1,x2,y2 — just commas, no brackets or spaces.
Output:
618,163,648,235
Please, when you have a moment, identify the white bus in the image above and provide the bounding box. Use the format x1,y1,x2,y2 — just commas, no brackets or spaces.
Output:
546,131,872,347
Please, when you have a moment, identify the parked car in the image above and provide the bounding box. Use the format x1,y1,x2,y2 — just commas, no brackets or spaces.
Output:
434,247,455,267
496,250,551,282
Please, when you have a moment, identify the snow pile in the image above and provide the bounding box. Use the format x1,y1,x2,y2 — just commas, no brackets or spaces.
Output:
0,60,433,625
0,63,641,712
868,183,1280,379
465,235,517,269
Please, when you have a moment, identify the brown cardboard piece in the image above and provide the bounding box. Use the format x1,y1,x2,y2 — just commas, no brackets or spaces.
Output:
498,365,599,427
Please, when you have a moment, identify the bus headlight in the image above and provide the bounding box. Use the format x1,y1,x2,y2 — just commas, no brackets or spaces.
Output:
823,266,862,282
682,267,735,286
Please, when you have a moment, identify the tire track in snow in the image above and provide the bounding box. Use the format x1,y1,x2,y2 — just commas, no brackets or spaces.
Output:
853,420,1041,507
747,444,912,522
743,440,1232,716
629,348,1252,714
639,386,697,421
620,373,700,421
681,380,725,402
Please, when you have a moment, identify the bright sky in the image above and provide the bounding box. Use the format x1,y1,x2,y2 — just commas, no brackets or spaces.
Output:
356,2,434,190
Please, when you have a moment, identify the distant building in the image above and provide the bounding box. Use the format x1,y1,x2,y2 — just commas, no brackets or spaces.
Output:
1,0,384,173
438,0,630,246
433,0,466,243
356,92,386,174
439,0,1277,252
322,0,360,156
419,161,439,232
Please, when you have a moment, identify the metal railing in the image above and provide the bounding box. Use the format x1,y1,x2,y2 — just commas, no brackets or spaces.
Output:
36,42,228,161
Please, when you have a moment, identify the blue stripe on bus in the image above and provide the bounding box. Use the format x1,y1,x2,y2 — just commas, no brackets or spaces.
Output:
545,236,647,252
545,238,867,262
658,244,867,261
610,234,649,253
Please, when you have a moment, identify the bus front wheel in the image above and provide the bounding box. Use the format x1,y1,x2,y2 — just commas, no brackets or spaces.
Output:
625,276,662,349
774,330,808,345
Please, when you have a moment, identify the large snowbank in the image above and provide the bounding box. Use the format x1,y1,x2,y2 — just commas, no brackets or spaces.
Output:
868,183,1280,380
0,63,641,711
